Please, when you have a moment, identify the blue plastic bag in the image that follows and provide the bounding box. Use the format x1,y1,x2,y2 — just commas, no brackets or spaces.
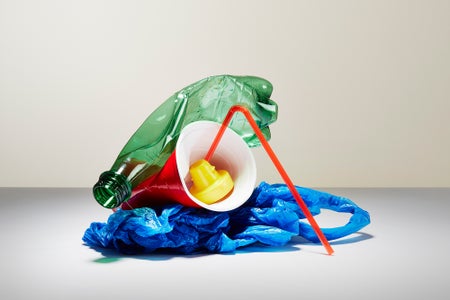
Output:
83,182,370,254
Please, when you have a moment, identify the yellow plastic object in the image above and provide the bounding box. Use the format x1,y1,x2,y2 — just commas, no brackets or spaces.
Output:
189,159,234,204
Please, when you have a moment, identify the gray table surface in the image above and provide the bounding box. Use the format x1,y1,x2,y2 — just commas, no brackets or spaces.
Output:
0,188,448,300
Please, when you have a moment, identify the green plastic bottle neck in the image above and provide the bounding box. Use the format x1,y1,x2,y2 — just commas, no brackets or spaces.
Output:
93,171,132,209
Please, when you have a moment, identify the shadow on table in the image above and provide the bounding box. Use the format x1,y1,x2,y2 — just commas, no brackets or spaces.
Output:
88,243,301,263
289,232,374,246
88,231,373,263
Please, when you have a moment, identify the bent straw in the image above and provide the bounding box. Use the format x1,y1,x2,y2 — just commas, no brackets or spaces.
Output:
205,105,334,255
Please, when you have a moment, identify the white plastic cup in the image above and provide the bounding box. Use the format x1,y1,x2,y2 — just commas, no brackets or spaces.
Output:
176,121,257,211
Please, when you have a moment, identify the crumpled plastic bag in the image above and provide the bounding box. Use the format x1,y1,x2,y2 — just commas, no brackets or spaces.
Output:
83,182,370,254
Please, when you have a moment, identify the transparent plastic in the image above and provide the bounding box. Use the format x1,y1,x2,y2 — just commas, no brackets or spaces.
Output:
93,75,278,209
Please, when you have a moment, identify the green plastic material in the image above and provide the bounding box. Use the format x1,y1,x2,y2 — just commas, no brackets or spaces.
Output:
93,75,278,208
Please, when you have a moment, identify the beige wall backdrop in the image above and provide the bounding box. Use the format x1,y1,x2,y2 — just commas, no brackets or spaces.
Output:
1,0,449,188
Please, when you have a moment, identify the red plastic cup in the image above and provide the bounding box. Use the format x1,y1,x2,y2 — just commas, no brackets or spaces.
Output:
121,121,256,211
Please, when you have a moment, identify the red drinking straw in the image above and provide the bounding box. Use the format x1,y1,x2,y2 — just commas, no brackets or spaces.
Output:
205,105,334,255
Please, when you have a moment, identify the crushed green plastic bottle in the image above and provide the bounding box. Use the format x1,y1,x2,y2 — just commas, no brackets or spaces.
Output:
93,75,278,209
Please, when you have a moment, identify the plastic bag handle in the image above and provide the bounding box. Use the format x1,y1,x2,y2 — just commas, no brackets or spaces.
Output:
295,188,371,242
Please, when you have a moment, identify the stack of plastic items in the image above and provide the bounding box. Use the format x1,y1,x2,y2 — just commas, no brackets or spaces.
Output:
84,75,370,255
